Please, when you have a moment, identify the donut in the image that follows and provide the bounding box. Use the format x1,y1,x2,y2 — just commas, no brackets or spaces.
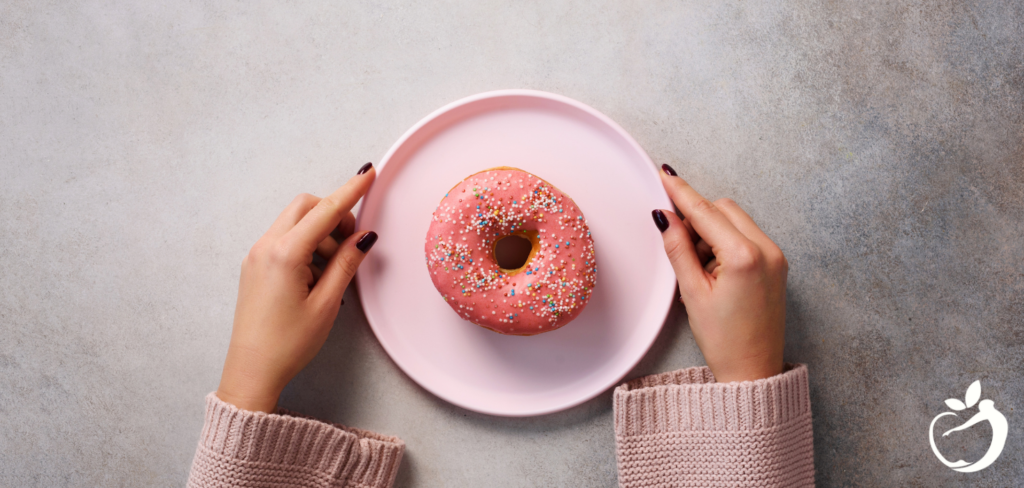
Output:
424,167,597,335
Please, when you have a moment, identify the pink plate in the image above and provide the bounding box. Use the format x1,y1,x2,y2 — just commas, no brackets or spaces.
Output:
356,90,675,416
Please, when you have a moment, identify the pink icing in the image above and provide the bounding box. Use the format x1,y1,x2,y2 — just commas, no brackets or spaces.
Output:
424,168,597,335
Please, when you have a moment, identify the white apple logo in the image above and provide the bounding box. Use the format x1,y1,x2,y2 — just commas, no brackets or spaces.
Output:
929,380,1008,473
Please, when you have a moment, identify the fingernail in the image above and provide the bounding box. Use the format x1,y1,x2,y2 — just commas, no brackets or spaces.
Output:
357,162,373,175
661,164,677,176
652,210,669,233
356,231,378,253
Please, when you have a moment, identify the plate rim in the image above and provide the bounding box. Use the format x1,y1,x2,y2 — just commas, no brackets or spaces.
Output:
356,89,674,417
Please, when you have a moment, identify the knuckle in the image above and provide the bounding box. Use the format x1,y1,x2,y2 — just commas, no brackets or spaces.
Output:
731,242,762,270
772,248,790,274
691,198,718,215
245,240,268,264
269,240,298,265
294,193,318,206
321,194,343,211
663,236,688,263
316,195,347,221
335,252,361,279
714,197,737,208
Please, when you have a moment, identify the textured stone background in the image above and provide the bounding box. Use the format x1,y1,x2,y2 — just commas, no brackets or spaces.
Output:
2,1,1022,486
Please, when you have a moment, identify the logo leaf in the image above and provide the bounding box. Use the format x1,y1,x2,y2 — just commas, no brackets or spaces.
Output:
965,381,981,408
945,398,967,411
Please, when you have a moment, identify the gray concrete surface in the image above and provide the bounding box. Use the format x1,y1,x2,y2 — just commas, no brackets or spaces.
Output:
2,1,1022,486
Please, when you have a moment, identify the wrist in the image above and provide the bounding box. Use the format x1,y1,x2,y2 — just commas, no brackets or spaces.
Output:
215,385,280,413
709,354,784,383
217,358,284,413
218,342,292,412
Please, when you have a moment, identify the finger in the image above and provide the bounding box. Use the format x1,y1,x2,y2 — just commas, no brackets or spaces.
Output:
694,239,714,265
703,257,718,274
310,231,378,308
659,167,748,252
268,193,321,236
298,265,315,289
287,164,375,255
309,264,323,286
315,212,357,259
316,235,340,260
653,209,709,297
712,198,777,251
680,216,700,244
335,211,357,240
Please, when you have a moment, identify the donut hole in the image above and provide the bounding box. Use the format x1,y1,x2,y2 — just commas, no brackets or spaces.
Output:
494,234,533,271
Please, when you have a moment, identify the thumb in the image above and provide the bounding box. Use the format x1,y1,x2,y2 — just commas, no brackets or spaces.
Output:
310,231,378,308
653,209,708,298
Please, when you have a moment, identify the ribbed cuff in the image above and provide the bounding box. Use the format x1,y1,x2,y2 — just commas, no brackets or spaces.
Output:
614,364,815,487
187,392,404,488
615,364,811,435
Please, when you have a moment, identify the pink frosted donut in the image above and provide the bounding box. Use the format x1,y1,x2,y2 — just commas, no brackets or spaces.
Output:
424,167,597,335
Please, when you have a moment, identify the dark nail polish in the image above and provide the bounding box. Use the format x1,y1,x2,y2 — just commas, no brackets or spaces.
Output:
357,162,373,175
661,164,677,176
652,210,669,233
356,231,378,253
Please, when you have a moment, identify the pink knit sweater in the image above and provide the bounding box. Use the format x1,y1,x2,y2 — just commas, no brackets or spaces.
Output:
188,365,813,487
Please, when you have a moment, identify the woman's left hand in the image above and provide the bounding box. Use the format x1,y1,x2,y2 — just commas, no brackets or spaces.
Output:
216,164,378,413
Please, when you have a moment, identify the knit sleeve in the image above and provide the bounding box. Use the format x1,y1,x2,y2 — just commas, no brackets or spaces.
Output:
186,392,404,488
613,364,814,487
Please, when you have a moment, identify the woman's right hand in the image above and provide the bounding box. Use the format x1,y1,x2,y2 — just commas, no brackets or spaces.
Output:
652,164,788,383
